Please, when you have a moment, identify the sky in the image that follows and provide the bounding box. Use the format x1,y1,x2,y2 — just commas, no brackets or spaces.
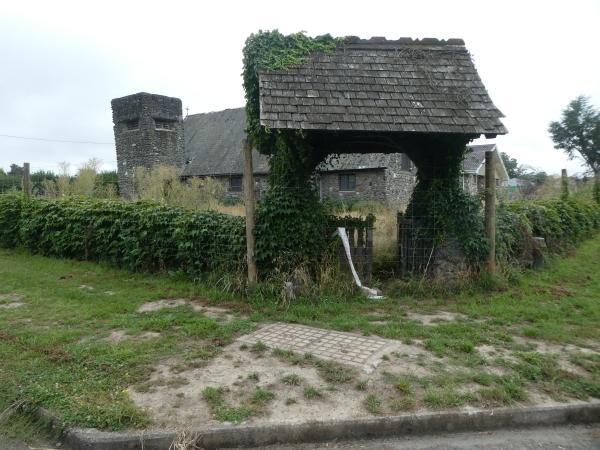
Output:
1,0,598,176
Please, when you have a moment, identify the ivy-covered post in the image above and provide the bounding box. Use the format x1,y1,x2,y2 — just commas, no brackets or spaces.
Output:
484,151,496,273
242,139,257,284
243,31,341,273
22,162,31,201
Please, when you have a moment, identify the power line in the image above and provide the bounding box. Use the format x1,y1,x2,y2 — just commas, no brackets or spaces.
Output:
0,133,114,145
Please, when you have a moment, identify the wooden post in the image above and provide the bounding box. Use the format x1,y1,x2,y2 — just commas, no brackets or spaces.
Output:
484,151,496,273
365,227,373,284
242,139,257,284
22,162,31,200
561,168,569,200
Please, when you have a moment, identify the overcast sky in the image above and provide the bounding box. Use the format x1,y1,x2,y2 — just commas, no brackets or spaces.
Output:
1,0,598,176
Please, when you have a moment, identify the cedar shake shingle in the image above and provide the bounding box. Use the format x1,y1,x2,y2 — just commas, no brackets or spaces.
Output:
259,37,507,136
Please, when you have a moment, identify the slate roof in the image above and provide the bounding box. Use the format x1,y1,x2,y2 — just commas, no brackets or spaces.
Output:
463,143,509,180
259,37,507,135
182,108,269,177
182,107,398,177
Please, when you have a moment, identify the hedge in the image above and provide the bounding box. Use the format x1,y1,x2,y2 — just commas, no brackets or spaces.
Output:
0,195,246,275
496,198,600,265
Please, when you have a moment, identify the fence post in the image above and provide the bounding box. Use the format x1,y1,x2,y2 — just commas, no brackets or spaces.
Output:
242,139,257,284
22,162,31,200
365,227,373,284
484,151,496,274
561,168,569,200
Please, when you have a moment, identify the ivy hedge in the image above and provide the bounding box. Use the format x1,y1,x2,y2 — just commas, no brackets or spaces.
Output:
0,195,246,275
496,198,600,264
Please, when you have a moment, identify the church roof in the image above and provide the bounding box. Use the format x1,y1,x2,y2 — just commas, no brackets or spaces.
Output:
182,108,269,177
259,37,507,136
182,108,398,177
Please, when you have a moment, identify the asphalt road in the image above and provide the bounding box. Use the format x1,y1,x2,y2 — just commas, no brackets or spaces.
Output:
235,424,600,450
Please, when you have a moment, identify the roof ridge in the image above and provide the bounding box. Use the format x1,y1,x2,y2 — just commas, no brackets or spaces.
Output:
185,107,245,119
343,36,465,46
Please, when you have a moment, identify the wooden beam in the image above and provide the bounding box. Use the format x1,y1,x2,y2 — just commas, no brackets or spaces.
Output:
484,151,496,273
242,139,258,284
22,162,31,201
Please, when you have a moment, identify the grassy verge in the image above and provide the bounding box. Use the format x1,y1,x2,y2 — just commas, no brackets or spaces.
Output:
1,235,599,435
0,250,253,433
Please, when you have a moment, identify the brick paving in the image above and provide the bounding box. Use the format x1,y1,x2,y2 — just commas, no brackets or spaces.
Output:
238,323,400,373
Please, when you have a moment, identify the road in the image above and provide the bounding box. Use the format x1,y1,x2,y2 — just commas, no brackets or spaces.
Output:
2,424,599,449
235,424,600,450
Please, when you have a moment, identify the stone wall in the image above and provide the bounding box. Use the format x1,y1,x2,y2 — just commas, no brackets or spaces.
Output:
211,174,269,202
318,169,387,203
384,155,416,211
112,93,184,198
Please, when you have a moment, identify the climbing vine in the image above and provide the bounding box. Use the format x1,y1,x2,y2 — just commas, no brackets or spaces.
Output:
243,30,342,270
404,136,489,266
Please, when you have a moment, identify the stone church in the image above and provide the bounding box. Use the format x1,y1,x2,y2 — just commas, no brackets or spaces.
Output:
111,92,506,209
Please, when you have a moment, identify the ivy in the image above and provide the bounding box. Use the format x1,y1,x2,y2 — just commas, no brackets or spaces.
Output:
403,136,489,266
0,195,246,275
242,31,342,270
497,199,600,264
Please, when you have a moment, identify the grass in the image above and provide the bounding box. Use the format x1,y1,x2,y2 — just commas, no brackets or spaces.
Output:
0,249,254,432
363,394,382,414
303,386,323,400
281,374,302,386
1,234,600,434
201,386,275,423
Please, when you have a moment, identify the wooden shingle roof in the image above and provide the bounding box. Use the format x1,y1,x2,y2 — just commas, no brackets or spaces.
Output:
259,37,507,136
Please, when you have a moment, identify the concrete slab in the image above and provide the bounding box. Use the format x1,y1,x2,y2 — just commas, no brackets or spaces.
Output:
238,323,401,373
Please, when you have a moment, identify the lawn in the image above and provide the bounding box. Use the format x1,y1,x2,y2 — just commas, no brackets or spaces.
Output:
1,235,599,437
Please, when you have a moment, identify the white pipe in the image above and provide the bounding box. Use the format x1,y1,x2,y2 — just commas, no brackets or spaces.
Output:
335,227,383,299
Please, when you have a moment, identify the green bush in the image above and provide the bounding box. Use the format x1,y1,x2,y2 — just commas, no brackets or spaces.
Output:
0,195,246,274
497,199,600,264
0,194,22,248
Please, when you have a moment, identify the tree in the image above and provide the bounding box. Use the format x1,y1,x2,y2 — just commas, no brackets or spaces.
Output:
549,96,600,203
500,152,522,178
8,164,23,176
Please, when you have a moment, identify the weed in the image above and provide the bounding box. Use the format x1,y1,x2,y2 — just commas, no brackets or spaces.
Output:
249,388,275,407
247,372,260,382
355,380,368,391
390,396,416,412
303,386,322,400
363,394,382,414
285,398,297,406
423,388,476,409
250,341,267,355
281,374,301,386
315,360,355,384
394,377,412,395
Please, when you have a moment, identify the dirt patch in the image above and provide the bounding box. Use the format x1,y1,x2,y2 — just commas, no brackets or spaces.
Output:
104,330,161,343
129,336,444,429
0,293,24,309
406,311,467,325
137,299,238,322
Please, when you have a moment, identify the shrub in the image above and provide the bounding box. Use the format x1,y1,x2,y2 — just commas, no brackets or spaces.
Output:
0,194,22,248
497,199,600,264
1,195,245,275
